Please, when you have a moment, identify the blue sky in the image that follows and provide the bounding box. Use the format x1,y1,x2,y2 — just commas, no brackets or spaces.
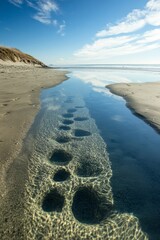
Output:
0,0,160,64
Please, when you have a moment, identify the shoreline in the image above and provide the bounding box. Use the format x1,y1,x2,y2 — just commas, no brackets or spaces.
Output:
107,82,160,134
0,64,68,214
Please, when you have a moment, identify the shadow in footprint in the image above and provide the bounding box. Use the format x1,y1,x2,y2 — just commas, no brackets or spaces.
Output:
72,187,111,224
62,119,74,125
65,100,73,103
67,108,77,113
50,149,72,165
76,159,102,177
75,106,84,109
62,113,74,118
56,136,71,143
74,117,88,122
74,129,91,137
42,189,65,212
53,169,70,182
59,125,71,131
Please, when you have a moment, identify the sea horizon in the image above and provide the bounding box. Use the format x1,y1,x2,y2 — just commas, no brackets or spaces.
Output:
52,63,160,72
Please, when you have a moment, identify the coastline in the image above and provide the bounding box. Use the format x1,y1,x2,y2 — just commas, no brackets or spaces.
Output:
0,64,68,213
107,82,160,133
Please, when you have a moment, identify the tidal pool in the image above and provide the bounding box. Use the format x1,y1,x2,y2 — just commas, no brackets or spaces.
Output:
24,67,160,239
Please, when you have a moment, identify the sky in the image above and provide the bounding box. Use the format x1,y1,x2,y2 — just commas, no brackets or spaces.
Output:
0,0,160,64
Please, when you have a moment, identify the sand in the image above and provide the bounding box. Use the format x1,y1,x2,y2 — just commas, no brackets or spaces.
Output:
0,64,148,239
107,82,160,133
0,63,68,208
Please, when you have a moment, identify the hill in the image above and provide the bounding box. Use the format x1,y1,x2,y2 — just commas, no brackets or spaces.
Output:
0,46,46,67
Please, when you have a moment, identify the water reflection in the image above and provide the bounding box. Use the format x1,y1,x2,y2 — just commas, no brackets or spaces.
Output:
72,68,160,95
22,68,160,240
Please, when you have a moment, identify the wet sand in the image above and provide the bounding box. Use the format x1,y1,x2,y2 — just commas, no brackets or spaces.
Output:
107,82,160,133
0,64,68,220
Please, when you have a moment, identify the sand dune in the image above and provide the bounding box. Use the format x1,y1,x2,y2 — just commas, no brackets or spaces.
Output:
0,46,46,67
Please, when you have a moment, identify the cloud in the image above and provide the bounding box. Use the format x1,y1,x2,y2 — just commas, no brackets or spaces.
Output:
74,30,160,59
96,0,160,37
9,0,66,35
29,0,59,25
96,10,146,37
8,0,23,7
75,36,137,57
57,20,66,36
74,0,160,61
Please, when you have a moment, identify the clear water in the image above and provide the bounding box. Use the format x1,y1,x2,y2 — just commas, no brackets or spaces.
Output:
58,68,160,239
25,67,160,239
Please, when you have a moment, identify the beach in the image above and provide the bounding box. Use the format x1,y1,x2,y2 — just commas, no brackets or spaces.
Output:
0,63,67,226
107,82,160,133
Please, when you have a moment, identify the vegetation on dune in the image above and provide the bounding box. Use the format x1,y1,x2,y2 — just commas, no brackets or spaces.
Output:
0,46,46,67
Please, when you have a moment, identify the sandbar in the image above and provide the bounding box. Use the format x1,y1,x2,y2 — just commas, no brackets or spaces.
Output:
107,82,160,133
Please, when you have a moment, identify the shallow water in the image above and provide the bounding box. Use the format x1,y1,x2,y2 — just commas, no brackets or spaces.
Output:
24,67,160,239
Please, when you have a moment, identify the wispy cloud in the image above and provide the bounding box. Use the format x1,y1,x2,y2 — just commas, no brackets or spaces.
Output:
27,0,58,24
57,20,66,36
9,0,23,7
9,0,66,35
96,0,160,37
96,10,146,37
74,0,160,61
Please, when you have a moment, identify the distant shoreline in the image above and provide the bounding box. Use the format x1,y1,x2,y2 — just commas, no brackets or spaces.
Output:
53,65,160,73
107,82,160,134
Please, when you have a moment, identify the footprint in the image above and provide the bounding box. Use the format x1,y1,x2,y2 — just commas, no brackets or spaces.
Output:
56,136,71,143
53,169,70,182
67,108,77,113
42,189,65,212
74,129,91,137
76,159,102,177
2,103,8,107
62,119,74,125
72,187,111,224
74,117,88,122
50,149,72,165
4,111,11,115
59,125,71,131
65,100,73,103
75,106,84,109
62,113,74,118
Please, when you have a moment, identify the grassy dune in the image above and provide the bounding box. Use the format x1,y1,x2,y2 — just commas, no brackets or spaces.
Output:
0,46,46,67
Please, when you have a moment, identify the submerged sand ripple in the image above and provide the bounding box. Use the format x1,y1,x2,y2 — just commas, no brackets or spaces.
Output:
21,95,148,239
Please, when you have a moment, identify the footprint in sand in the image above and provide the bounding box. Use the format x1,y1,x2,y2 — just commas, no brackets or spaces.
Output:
73,129,91,137
74,117,88,122
67,108,77,113
62,119,74,125
56,136,71,144
42,189,65,212
62,113,74,118
1,103,8,107
53,169,70,182
75,158,103,178
71,186,112,224
59,125,71,131
49,149,73,165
